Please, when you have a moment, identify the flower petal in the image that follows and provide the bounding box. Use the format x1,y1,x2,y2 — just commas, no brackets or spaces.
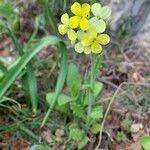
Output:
99,6,111,19
91,3,102,16
80,17,89,31
71,2,82,16
87,26,97,37
91,42,102,54
61,13,69,25
84,47,91,54
90,17,106,33
96,34,110,45
69,16,80,29
81,3,90,17
74,42,84,53
67,29,77,41
81,37,93,47
77,30,85,40
58,24,67,35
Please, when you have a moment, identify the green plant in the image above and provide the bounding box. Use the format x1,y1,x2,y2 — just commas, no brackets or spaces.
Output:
46,63,104,149
44,2,111,149
141,136,150,150
116,131,127,142
121,116,133,133
0,1,69,117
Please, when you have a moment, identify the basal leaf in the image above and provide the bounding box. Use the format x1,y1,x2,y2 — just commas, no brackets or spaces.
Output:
70,102,85,119
78,136,88,149
94,82,103,97
69,124,84,141
91,123,101,134
57,95,72,106
141,136,150,150
89,106,103,120
67,63,81,96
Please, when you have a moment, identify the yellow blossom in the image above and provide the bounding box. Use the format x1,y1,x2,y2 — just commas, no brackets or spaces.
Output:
69,2,90,31
75,27,110,54
58,13,77,41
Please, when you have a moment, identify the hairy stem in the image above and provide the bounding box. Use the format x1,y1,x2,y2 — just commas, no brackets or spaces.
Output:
88,54,95,115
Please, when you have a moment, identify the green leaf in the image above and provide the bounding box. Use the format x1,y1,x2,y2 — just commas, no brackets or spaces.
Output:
116,131,127,142
89,106,103,120
69,124,84,141
30,145,52,150
46,92,69,114
46,92,55,105
0,2,14,22
0,63,7,74
41,42,68,127
6,25,38,113
141,136,150,150
91,123,101,134
43,0,57,33
70,102,85,119
57,95,72,106
0,36,61,99
46,92,71,106
94,82,103,97
67,63,81,96
78,136,88,149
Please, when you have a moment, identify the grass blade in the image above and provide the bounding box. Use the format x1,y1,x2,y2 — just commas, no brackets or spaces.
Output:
0,36,61,99
41,42,68,127
7,27,39,113
43,0,57,33
0,63,7,74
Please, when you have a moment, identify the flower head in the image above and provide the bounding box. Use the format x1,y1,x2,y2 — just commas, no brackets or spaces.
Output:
58,2,111,55
69,2,90,31
58,13,77,41
75,27,110,54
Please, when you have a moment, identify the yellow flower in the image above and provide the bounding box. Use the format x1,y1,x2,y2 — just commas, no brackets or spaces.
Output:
58,13,77,41
81,31,110,54
69,2,90,31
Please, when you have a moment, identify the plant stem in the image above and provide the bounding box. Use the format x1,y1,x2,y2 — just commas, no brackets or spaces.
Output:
88,54,95,115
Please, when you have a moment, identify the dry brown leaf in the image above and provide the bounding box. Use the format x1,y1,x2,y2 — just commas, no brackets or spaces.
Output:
41,129,53,144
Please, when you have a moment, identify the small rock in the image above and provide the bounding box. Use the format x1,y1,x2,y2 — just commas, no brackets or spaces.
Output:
55,129,65,137
131,123,143,133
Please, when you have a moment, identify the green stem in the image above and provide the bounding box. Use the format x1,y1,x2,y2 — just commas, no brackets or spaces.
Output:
88,54,95,115
41,94,57,128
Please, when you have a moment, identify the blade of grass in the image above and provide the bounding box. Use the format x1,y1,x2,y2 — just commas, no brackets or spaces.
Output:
7,27,38,113
0,36,61,99
0,63,7,74
43,0,57,33
41,42,68,127
20,125,40,141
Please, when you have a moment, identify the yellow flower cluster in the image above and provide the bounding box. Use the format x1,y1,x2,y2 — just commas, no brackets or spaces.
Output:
58,2,111,54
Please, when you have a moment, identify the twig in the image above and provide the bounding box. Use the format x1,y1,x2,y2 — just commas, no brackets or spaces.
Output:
94,82,150,150
98,77,118,89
